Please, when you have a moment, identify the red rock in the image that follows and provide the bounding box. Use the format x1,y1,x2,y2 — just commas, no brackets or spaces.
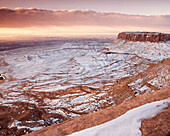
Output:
117,32,170,43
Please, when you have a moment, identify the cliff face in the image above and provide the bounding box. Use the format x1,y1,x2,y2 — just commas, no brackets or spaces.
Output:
118,32,170,43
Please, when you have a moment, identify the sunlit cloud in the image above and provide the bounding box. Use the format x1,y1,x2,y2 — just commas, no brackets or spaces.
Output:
0,8,169,38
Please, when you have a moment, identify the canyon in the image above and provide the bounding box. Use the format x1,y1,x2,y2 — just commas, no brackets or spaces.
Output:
0,35,170,136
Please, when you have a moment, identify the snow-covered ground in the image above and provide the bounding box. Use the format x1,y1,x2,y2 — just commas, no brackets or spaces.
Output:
69,98,170,136
0,38,170,133
1,39,169,92
109,40,170,61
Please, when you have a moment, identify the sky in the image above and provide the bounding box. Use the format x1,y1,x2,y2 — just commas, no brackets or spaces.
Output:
0,0,170,38
1,0,170,15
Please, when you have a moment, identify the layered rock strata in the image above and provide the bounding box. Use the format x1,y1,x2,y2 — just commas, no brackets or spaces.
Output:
118,32,170,42
24,87,170,136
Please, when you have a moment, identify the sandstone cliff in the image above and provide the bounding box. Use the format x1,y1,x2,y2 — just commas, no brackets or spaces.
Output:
118,32,170,43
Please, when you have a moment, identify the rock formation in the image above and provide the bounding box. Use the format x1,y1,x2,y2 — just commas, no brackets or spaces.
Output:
0,74,4,80
118,32,170,43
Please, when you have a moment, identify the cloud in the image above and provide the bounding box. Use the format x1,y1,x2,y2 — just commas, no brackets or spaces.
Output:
0,7,169,31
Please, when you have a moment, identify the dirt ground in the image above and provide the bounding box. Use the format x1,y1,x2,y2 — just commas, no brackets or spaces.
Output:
141,107,170,136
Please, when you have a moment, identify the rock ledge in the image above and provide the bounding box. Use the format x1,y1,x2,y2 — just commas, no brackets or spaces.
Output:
118,32,170,42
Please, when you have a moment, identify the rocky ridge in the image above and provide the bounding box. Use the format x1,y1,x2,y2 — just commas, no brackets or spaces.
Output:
23,58,170,136
118,32,170,42
24,87,170,136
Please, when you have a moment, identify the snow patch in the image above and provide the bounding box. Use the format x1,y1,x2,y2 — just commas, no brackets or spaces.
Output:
69,98,170,136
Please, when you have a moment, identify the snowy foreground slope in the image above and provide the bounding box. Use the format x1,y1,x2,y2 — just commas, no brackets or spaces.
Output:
69,98,170,136
0,38,170,135
25,87,170,136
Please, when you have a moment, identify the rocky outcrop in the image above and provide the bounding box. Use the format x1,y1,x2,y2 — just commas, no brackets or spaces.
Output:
24,87,170,136
0,74,4,80
118,32,170,43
